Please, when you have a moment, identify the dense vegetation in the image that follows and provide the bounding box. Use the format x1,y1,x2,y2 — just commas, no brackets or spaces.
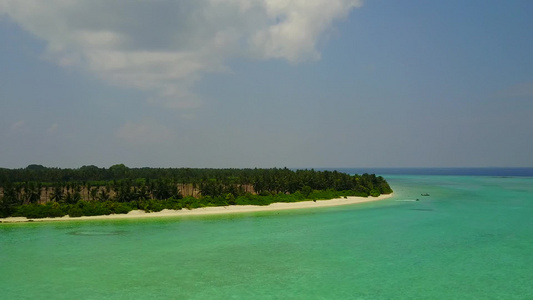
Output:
0,165,393,219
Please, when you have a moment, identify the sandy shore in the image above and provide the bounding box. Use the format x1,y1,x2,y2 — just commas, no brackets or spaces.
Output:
0,193,393,224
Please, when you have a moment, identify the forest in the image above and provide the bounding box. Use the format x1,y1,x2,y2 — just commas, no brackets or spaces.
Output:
0,165,393,219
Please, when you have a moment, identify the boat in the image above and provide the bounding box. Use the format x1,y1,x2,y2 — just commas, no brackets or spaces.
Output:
421,193,430,196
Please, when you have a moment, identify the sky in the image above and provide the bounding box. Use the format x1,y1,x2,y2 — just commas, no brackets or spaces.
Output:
1,0,532,169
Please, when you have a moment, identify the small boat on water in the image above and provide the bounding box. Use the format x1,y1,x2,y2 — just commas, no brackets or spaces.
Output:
421,193,430,196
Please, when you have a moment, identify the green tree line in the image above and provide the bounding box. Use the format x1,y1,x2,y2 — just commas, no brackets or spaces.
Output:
0,165,393,219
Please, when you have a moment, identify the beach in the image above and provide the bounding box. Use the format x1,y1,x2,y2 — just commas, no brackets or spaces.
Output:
0,193,393,223
3,174,533,299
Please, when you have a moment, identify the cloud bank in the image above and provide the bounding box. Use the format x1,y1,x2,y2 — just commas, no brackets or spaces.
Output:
0,0,362,108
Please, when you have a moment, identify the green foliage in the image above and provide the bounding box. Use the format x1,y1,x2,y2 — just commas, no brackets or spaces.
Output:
351,191,369,197
301,185,312,197
307,189,341,200
9,200,136,219
291,191,305,201
0,166,393,219
26,164,46,171
67,206,83,218
137,199,165,213
369,189,380,197
225,193,236,205
164,197,183,210
14,202,68,219
0,183,20,217
179,196,203,210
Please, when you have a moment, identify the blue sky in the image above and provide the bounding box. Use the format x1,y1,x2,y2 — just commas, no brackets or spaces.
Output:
1,0,532,169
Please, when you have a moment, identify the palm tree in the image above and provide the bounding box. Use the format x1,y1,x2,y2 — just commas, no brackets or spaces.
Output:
51,183,64,202
90,186,98,201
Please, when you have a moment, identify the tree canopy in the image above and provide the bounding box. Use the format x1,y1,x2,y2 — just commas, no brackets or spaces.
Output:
0,166,393,219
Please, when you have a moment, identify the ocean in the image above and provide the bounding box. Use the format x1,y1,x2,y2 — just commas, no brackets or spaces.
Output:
1,168,532,299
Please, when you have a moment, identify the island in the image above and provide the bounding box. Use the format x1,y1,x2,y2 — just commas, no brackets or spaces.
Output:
0,165,393,221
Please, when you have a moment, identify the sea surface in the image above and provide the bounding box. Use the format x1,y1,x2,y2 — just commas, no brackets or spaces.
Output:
1,169,532,299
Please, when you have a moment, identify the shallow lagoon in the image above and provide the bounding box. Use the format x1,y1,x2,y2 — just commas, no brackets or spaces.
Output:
1,175,532,299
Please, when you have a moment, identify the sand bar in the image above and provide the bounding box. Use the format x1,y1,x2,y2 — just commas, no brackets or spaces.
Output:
0,193,393,224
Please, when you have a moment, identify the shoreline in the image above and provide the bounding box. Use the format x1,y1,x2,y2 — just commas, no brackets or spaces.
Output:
0,193,393,224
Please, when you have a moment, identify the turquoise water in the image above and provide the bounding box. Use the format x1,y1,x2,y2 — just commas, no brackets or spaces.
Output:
1,175,532,299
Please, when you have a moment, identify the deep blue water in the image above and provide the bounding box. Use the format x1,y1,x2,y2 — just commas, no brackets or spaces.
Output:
318,167,533,177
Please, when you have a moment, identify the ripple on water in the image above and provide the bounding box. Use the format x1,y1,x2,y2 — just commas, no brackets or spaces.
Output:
68,231,127,236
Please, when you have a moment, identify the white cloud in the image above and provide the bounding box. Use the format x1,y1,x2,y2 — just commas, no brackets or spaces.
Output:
0,0,362,108
46,123,59,134
10,120,25,131
251,0,362,62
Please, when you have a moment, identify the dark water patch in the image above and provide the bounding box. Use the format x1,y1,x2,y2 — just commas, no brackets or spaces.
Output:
68,230,127,236
318,167,533,177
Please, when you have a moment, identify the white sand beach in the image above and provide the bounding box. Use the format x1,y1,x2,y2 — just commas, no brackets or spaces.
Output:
0,193,393,223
